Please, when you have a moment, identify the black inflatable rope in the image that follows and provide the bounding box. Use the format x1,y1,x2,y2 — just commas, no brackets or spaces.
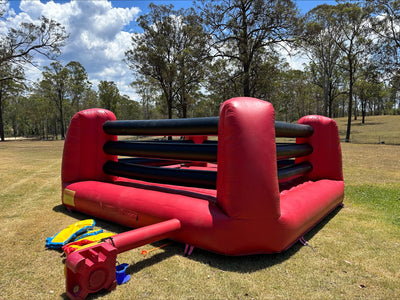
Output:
104,141,312,162
104,160,217,189
103,160,313,189
103,117,314,138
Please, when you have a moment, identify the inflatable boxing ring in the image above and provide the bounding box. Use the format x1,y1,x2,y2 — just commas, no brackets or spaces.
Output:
61,97,344,298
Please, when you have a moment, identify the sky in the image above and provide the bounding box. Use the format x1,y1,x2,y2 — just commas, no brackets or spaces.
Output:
1,0,337,100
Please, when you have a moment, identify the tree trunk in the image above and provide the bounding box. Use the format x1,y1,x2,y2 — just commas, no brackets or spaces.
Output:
167,98,173,119
242,61,251,97
345,66,353,143
54,118,58,140
361,97,366,124
323,76,329,116
0,87,4,141
58,91,65,139
182,96,187,118
353,96,358,120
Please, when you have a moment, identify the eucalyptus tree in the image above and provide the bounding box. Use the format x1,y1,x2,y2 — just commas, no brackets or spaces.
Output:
198,0,301,97
116,95,141,120
175,10,211,118
310,3,372,142
251,52,288,103
0,63,25,141
301,5,343,118
41,61,70,139
125,4,211,119
335,3,372,141
203,57,242,114
368,0,400,115
0,0,6,18
80,88,99,110
0,6,68,71
98,80,120,113
65,61,91,112
354,66,383,123
132,77,160,119
24,84,57,139
1,0,68,139
368,0,400,74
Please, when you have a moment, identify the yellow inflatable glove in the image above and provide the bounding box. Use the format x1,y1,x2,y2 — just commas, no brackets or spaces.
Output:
62,232,115,255
45,219,95,249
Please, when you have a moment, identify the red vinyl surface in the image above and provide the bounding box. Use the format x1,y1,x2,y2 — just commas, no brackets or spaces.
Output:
61,98,344,255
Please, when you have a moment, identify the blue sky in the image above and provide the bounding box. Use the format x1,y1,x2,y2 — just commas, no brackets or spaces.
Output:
2,0,336,99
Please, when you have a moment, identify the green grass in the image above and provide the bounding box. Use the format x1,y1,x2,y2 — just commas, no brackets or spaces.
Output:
346,185,400,227
0,115,400,299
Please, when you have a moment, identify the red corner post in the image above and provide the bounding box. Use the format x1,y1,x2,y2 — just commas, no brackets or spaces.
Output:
217,97,280,219
296,115,343,181
62,108,118,186
65,219,181,300
62,108,118,210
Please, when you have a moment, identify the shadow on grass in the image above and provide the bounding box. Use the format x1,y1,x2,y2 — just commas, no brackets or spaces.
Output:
54,204,342,275
182,206,343,273
129,206,342,275
351,121,382,127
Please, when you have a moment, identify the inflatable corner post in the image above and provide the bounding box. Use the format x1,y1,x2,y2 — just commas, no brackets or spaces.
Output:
62,97,344,298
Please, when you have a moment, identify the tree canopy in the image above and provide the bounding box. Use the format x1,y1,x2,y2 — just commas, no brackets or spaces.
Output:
198,0,301,97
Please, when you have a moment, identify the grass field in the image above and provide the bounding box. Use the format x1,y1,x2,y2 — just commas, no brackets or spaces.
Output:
0,117,399,299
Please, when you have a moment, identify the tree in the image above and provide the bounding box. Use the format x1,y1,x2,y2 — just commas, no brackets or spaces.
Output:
174,11,211,118
313,3,372,142
125,4,211,119
0,0,68,141
0,11,68,71
368,0,400,115
116,95,141,120
389,73,400,114
65,61,90,111
301,6,343,117
22,84,56,139
0,0,6,19
98,81,120,112
80,88,99,110
369,0,400,74
0,63,25,141
354,66,381,123
335,3,372,142
41,61,70,139
250,52,288,102
132,77,160,119
198,0,301,97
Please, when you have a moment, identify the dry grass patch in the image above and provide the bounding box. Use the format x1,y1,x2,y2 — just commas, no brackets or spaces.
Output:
0,138,399,299
335,115,400,145
341,143,400,185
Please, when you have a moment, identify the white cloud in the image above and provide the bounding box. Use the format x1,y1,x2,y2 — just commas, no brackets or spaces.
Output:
286,52,309,70
7,0,140,100
276,42,309,71
0,19,7,35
